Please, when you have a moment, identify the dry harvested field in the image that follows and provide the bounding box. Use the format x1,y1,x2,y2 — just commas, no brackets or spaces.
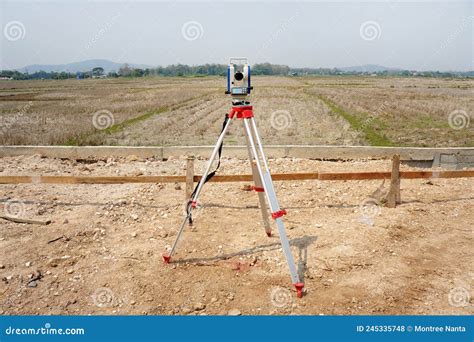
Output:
0,155,473,315
0,76,472,147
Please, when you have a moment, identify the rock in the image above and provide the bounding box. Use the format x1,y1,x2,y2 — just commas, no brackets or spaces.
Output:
47,259,59,267
174,183,182,190
210,297,218,303
63,219,69,224
131,232,137,238
66,269,74,274
131,214,139,221
182,307,192,314
194,302,206,311
227,293,235,301
27,281,37,288
0,265,5,269
228,309,241,316
25,261,32,267
126,155,139,162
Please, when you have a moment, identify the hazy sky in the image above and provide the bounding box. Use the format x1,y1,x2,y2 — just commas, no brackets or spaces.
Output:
0,0,473,71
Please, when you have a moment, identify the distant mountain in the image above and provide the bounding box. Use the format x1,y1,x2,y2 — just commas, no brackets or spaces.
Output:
17,59,152,73
337,64,402,73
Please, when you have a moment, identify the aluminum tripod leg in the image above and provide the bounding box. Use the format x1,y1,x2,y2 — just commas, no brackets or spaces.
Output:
242,117,304,297
162,117,233,263
242,121,272,237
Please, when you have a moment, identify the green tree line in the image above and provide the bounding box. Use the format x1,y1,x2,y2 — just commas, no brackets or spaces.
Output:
1,63,472,80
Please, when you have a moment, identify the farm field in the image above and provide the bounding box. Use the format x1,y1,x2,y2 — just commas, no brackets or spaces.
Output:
0,76,472,147
0,155,473,315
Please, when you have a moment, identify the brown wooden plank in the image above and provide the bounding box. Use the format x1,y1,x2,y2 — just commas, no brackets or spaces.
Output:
0,170,472,185
0,175,185,184
400,170,474,179
318,172,391,180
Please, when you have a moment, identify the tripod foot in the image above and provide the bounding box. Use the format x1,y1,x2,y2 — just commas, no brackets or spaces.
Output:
266,231,272,237
294,283,304,298
162,254,171,263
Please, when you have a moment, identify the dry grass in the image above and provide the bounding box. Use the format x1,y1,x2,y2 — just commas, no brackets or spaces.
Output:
0,76,472,146
303,77,474,147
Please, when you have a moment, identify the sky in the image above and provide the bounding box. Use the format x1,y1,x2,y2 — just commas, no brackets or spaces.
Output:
0,0,473,71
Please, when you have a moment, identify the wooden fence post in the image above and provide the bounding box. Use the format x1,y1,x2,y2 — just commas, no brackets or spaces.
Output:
185,155,195,204
387,154,401,208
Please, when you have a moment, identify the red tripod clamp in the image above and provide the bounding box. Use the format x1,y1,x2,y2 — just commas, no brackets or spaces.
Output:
271,209,287,220
251,185,265,192
228,106,254,119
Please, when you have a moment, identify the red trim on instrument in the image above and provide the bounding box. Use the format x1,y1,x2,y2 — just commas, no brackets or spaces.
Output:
228,106,254,119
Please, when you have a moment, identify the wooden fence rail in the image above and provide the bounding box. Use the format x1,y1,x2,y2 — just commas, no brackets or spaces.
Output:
1,155,473,209
0,170,472,185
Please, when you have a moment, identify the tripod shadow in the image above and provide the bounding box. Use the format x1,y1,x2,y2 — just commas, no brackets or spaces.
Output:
291,236,318,284
172,234,318,275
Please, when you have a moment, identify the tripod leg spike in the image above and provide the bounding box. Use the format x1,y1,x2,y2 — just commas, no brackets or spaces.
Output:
294,283,304,298
162,254,171,263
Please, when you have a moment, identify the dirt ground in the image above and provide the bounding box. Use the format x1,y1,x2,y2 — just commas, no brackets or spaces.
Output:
0,154,473,315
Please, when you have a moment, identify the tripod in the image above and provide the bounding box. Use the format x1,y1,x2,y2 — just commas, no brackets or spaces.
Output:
162,101,305,298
